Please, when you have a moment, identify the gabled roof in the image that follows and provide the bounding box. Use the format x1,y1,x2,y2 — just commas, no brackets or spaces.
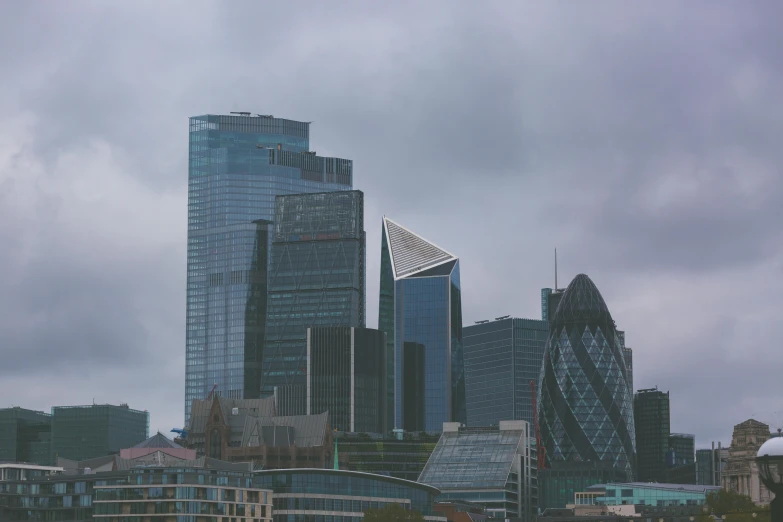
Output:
383,217,457,280
240,411,330,448
188,396,277,435
134,432,183,449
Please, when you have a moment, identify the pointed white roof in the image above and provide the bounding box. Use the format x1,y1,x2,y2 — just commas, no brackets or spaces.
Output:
383,217,457,279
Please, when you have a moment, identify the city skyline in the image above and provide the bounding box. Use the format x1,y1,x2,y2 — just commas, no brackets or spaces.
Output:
1,1,782,450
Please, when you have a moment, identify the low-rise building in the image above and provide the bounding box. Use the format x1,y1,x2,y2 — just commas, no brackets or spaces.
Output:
187,397,344,469
418,421,537,521
254,468,444,521
723,418,773,504
433,500,488,521
588,482,721,508
338,430,439,482
0,439,273,522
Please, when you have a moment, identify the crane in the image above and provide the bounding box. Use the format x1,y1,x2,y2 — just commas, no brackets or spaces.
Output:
530,380,546,470
206,383,218,401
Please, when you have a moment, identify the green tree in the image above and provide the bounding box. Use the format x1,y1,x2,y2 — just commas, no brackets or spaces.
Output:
705,489,757,516
363,504,425,522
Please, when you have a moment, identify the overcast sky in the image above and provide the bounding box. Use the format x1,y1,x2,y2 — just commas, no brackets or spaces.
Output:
1,1,781,448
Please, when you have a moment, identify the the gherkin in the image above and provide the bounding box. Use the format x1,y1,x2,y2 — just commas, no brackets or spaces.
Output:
538,274,636,478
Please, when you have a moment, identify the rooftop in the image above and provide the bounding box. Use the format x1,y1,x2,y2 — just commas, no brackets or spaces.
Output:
383,217,457,280
254,468,441,495
418,422,528,489
587,482,722,493
133,432,183,449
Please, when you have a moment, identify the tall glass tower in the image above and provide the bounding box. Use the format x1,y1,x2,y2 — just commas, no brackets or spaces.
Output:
185,114,353,422
260,190,366,414
463,317,549,428
378,217,465,432
538,273,636,477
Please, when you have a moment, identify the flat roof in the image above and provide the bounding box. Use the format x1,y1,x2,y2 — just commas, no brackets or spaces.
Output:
0,463,64,472
588,482,721,493
253,468,441,495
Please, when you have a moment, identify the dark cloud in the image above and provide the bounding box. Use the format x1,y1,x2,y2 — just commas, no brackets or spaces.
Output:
0,0,781,444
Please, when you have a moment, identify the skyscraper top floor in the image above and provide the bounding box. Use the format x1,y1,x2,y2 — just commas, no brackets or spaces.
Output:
190,113,311,151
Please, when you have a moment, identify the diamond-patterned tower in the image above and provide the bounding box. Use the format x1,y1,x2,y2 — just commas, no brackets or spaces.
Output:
538,274,636,478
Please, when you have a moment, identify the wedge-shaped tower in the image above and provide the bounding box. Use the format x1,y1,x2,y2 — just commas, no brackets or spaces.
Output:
538,274,636,477
379,217,465,432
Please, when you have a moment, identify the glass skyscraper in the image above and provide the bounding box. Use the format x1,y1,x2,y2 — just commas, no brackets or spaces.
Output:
261,191,365,414
462,317,549,428
378,217,465,432
634,387,670,482
307,326,386,433
538,274,636,478
185,114,352,422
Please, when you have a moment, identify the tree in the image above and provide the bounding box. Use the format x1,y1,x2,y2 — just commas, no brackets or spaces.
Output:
705,489,757,516
363,504,425,522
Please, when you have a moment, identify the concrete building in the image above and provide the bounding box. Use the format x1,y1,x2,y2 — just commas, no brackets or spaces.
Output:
418,421,536,521
723,418,774,504
1,457,271,521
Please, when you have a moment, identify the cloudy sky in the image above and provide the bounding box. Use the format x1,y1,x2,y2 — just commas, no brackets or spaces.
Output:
1,1,781,448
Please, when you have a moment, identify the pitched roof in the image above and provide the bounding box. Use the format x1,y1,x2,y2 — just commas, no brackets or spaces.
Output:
240,411,329,448
134,432,183,449
188,397,276,434
418,426,527,489
383,217,456,279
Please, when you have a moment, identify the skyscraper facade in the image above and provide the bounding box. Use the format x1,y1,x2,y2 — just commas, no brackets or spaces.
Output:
634,387,670,482
668,433,695,468
261,191,365,413
379,217,465,432
540,287,565,322
306,326,386,434
538,274,636,477
616,331,634,394
463,317,549,428
185,114,352,421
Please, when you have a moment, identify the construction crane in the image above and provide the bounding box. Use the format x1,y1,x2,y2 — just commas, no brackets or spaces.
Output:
530,380,546,470
206,383,218,401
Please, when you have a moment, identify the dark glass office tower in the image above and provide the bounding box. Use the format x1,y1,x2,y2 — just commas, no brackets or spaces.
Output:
634,387,670,482
538,274,636,477
541,288,565,322
261,190,365,413
463,317,549,428
307,326,385,433
668,433,695,467
185,114,353,422
379,217,465,432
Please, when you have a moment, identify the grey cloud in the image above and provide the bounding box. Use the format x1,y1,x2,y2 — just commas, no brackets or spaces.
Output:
0,0,781,441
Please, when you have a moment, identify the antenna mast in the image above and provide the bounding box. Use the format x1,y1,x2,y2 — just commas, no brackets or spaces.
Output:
555,248,558,290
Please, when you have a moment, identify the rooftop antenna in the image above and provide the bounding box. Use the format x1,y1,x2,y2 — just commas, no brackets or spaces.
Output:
555,248,558,290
